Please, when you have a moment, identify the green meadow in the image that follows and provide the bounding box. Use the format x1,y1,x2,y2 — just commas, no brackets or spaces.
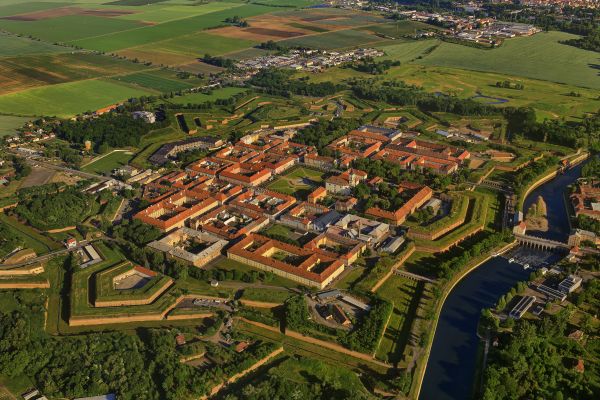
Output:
81,150,133,174
416,32,600,89
0,79,155,117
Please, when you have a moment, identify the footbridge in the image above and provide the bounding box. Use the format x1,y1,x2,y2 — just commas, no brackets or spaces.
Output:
514,234,570,251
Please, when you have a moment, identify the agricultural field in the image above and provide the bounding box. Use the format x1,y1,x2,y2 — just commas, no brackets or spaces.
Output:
0,115,30,137
416,32,600,89
72,4,279,51
0,78,155,117
279,28,387,50
0,52,150,96
81,150,133,175
266,166,326,197
361,20,444,37
114,70,197,92
0,32,66,57
118,31,258,66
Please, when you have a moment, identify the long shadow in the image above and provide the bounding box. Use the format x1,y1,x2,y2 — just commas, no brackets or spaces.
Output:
388,281,426,367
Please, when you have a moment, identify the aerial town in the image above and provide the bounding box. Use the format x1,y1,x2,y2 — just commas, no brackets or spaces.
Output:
0,0,598,400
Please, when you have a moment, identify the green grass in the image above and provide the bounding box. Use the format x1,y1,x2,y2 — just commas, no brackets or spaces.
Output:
130,126,184,168
114,71,195,92
72,4,278,51
116,2,244,23
166,87,246,104
129,30,258,58
81,150,133,174
266,166,325,196
375,275,420,364
417,32,600,89
0,32,67,57
208,256,301,289
279,28,386,50
363,20,443,37
377,39,441,63
241,287,292,304
0,213,61,254
0,78,155,117
0,15,145,43
0,114,29,137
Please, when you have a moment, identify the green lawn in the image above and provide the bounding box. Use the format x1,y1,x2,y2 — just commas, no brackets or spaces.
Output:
375,275,421,364
81,150,133,174
0,79,155,117
417,32,600,89
266,166,325,197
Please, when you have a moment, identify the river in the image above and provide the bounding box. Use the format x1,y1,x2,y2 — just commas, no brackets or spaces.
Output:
419,160,586,400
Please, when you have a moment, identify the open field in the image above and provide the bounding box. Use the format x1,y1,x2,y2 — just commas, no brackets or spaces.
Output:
71,4,278,51
81,150,133,174
115,1,245,24
376,275,421,364
266,166,325,197
361,20,444,37
0,115,29,137
416,32,600,89
0,52,150,95
118,31,258,66
279,28,387,49
114,70,196,92
0,14,145,43
165,87,247,104
306,59,600,119
0,78,155,117
0,32,66,57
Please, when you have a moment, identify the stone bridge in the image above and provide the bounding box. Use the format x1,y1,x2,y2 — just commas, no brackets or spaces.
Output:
515,234,570,252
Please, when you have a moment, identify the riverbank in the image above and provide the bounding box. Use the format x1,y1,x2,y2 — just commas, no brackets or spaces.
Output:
517,151,589,211
411,240,516,399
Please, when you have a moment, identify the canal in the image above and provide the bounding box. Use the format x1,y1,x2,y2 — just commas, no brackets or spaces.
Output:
419,160,587,400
